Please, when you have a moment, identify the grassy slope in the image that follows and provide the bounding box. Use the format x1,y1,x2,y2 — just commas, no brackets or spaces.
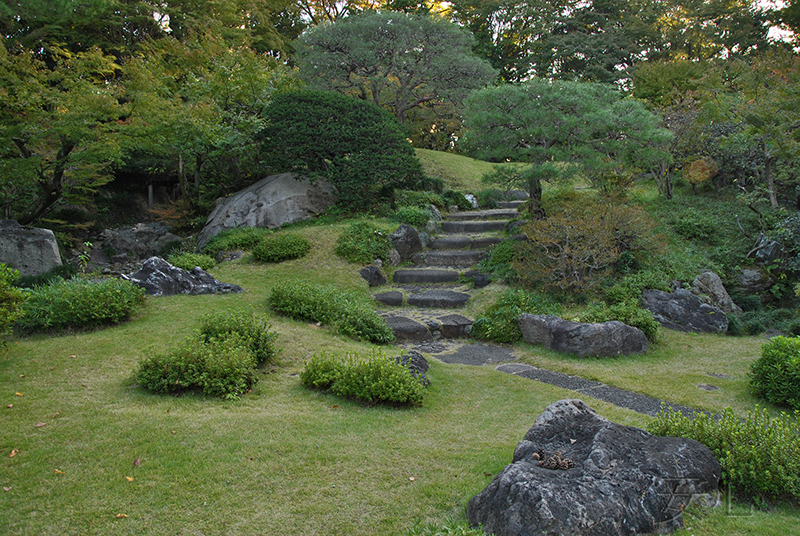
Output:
415,148,500,193
2,154,799,535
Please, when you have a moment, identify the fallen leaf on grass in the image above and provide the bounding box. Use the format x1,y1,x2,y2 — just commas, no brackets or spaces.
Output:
34,422,47,428
6,404,12,409
115,514,128,518
133,458,140,467
15,392,22,397
3,487,11,492
68,355,76,359
54,469,65,474
9,449,18,458
409,477,415,482
19,375,24,378
52,411,60,418
125,476,134,482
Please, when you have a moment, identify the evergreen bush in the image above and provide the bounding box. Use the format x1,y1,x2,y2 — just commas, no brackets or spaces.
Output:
442,189,472,210
168,252,216,271
335,220,391,265
12,264,78,289
252,233,311,263
472,289,562,343
751,336,800,409
395,189,444,209
203,227,273,254
199,309,279,365
1,264,27,343
16,277,145,332
479,239,521,283
579,301,661,342
647,406,800,501
393,206,430,228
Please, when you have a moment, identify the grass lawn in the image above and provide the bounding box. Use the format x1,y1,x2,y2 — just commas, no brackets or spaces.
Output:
2,212,799,534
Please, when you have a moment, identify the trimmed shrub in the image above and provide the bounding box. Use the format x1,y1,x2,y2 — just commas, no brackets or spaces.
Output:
604,271,671,305
751,336,800,409
472,289,562,343
168,252,216,271
475,188,502,209
579,301,661,342
1,264,27,343
335,220,391,265
252,233,311,263
199,309,279,365
442,189,472,210
395,189,445,209
393,206,430,228
479,239,521,282
136,334,257,400
268,280,394,344
13,264,78,289
16,277,146,332
260,89,428,212
301,349,426,406
647,406,800,501
203,227,273,254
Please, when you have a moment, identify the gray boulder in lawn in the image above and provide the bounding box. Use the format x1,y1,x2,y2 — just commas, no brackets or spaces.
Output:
467,399,721,536
518,314,648,357
0,220,62,277
641,288,728,334
122,257,243,296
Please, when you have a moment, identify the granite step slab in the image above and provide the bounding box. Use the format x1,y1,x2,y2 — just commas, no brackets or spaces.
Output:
441,220,507,233
407,289,471,308
414,250,486,267
429,236,503,250
447,208,519,221
393,268,460,284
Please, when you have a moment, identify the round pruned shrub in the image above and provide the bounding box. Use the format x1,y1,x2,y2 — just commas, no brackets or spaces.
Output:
168,252,216,271
335,220,391,265
203,227,273,254
393,206,430,228
648,405,800,501
395,189,445,209
751,336,800,410
579,301,661,343
136,334,257,400
268,280,394,344
472,289,562,343
199,308,279,365
442,189,472,210
16,277,146,332
301,349,426,406
252,233,311,263
479,239,522,282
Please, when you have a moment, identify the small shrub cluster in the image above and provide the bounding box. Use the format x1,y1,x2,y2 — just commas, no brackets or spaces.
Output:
442,189,472,210
647,406,800,501
203,227,273,254
396,189,445,209
393,206,431,228
268,280,394,344
199,309,279,365
727,309,800,337
472,289,562,343
579,301,661,342
12,264,78,289
475,188,502,209
604,270,671,305
750,336,800,410
16,277,146,332
1,264,27,343
168,252,216,271
479,239,521,283
136,308,278,399
300,349,426,406
252,233,311,263
335,220,391,265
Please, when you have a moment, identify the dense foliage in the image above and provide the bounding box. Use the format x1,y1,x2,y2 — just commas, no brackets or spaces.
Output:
252,233,311,263
16,277,145,332
751,336,800,410
648,406,800,501
203,227,274,255
300,349,426,406
0,264,26,343
199,309,279,365
472,289,562,343
268,280,394,344
168,252,216,271
259,89,429,212
334,220,391,265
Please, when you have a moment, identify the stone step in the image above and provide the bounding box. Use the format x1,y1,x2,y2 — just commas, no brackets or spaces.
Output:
381,311,473,341
414,250,485,267
441,220,508,233
429,236,503,250
393,268,460,284
407,289,471,308
447,208,519,221
498,200,526,209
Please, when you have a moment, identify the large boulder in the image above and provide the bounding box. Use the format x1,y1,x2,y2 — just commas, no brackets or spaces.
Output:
467,399,721,536
99,223,182,261
692,270,742,315
122,257,243,296
737,269,773,296
0,220,62,277
389,223,423,261
641,288,728,334
196,173,335,252
518,314,648,357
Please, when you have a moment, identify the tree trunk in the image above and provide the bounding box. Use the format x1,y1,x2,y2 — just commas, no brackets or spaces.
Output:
194,153,203,201
178,153,188,200
16,138,75,225
763,140,778,209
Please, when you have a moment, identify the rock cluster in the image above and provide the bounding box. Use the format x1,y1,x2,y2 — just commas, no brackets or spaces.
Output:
467,399,721,536
122,257,243,296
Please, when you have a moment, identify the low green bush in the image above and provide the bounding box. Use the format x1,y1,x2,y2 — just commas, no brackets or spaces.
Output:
751,336,800,410
136,334,257,400
12,264,78,289
395,189,445,209
301,349,426,406
479,239,521,283
199,309,279,365
475,189,502,209
252,233,311,263
16,277,146,332
472,289,562,343
393,206,431,228
579,301,661,342
1,264,27,343
203,227,273,254
604,271,671,305
168,252,216,271
268,280,394,344
335,220,391,265
647,406,800,501
442,189,472,211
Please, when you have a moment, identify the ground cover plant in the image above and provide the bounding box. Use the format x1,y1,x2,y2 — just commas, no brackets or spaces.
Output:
252,233,311,263
334,219,392,265
472,289,562,343
167,252,216,271
14,276,146,333
202,227,274,255
0,264,26,343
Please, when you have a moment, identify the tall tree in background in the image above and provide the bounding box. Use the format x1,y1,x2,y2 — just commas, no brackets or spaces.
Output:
296,10,496,123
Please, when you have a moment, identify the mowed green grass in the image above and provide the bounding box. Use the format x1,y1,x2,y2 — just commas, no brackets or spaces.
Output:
2,182,800,534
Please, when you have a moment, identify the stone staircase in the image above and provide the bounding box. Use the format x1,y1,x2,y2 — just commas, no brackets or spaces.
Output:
375,201,525,342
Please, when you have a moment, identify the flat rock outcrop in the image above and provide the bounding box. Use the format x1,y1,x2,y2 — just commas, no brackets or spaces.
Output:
467,399,721,536
519,314,648,357
122,257,243,296
197,173,335,252
641,288,728,334
0,220,62,277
